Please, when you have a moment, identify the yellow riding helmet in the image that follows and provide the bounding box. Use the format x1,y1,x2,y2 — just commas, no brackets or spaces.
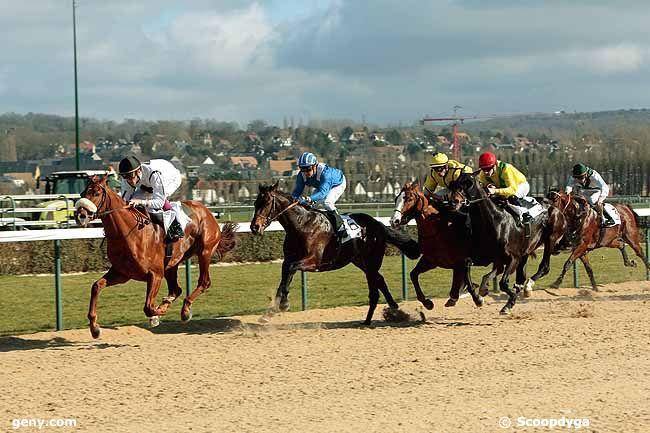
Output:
429,152,449,168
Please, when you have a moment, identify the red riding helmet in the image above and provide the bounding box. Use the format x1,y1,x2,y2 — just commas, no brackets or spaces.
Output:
478,152,497,169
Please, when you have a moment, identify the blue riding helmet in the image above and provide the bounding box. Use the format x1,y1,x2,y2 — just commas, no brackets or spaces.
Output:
298,152,318,168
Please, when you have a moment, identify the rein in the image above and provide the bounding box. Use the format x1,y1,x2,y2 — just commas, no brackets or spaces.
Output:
261,195,299,229
83,183,151,239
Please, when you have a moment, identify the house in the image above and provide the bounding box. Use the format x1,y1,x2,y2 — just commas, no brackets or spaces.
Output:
456,132,471,142
0,161,40,189
369,132,386,143
230,156,258,169
67,141,96,155
194,132,213,146
436,135,450,145
245,132,262,145
272,130,294,147
348,130,368,143
269,159,296,177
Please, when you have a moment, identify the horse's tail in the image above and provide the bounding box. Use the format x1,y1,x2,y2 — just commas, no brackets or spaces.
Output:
382,225,420,259
216,221,239,260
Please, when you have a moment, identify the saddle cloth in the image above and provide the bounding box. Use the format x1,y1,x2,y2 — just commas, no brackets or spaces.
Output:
521,197,545,220
340,215,363,243
603,203,620,227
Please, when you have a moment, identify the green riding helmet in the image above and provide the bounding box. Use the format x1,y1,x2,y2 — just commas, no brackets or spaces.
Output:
572,163,591,178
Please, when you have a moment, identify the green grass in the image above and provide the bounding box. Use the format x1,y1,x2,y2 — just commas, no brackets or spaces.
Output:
0,247,647,335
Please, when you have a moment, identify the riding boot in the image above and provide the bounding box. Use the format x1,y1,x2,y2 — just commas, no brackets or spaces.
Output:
167,219,185,242
326,210,346,240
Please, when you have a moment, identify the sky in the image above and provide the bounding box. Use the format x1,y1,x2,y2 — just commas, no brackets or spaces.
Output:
1,0,650,126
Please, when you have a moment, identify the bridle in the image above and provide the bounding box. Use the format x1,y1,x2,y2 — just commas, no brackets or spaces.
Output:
257,192,299,230
80,182,151,237
394,188,426,221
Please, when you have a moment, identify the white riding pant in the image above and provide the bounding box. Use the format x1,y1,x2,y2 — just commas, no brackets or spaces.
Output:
322,176,347,211
507,181,531,218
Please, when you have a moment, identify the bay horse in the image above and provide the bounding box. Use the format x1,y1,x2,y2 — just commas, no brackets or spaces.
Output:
547,191,649,289
250,182,420,325
448,172,566,314
390,181,484,309
75,176,237,338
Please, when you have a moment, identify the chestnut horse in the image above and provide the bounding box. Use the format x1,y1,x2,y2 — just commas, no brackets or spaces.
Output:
75,176,237,338
250,183,420,325
547,191,649,289
390,181,484,309
448,173,566,314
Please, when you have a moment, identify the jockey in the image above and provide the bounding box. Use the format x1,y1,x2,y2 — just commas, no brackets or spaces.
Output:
423,152,473,202
566,163,614,226
118,156,185,241
477,151,535,224
292,152,347,238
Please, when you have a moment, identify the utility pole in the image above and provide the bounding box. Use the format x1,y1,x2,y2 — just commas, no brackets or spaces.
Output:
73,0,80,170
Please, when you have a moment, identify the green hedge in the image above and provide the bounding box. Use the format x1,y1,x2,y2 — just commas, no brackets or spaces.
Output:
0,227,417,275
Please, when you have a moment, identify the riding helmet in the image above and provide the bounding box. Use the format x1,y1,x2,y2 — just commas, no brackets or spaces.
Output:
572,163,589,178
478,152,497,169
429,152,449,167
118,156,141,175
298,152,318,168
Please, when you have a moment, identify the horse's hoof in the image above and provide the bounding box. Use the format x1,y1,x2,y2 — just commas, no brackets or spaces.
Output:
423,299,434,310
162,295,176,304
258,315,271,324
500,306,512,315
522,289,532,298
181,308,192,323
279,303,289,312
475,296,484,307
360,320,372,326
90,326,101,339
628,260,637,268
149,316,160,328
549,282,560,290
444,298,457,308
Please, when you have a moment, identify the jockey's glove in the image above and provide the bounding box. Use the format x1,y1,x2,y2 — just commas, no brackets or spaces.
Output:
298,196,313,205
129,199,145,207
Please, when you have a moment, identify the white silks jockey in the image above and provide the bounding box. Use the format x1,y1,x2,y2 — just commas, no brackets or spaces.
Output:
118,156,189,241
565,162,614,226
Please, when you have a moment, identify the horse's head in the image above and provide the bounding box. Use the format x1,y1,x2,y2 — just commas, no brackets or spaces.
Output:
250,181,285,235
391,181,426,228
75,175,109,227
448,171,481,211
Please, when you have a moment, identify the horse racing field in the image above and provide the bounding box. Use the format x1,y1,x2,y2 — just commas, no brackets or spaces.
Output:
1,253,649,432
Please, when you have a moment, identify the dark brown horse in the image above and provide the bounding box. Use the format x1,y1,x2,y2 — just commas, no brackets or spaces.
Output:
390,181,484,309
250,183,420,325
75,176,237,338
448,173,566,314
547,191,649,289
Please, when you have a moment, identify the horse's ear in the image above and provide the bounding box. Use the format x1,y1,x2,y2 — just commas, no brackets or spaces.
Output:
271,181,279,191
412,179,420,187
471,170,481,177
91,175,99,182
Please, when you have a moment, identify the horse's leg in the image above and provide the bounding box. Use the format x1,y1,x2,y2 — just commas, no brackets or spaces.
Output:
143,272,165,327
620,225,650,270
260,260,300,322
409,257,436,310
479,265,500,297
181,250,213,322
528,231,556,295
499,258,519,315
617,243,636,267
550,243,590,289
578,254,599,290
461,262,484,307
445,267,463,307
514,256,528,295
355,256,397,325
88,267,129,339
158,265,183,315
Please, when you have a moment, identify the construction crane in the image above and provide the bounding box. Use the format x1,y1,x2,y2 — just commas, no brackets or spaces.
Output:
421,106,497,161
422,107,548,160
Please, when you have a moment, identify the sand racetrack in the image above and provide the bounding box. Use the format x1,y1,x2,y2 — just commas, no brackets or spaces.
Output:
1,281,649,433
